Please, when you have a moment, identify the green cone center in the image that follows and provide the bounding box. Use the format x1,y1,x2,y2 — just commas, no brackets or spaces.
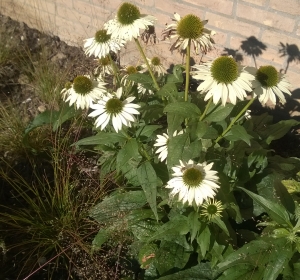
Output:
99,56,110,66
126,66,137,74
106,98,123,115
95,29,111,43
211,56,239,84
256,65,278,87
151,57,161,66
206,204,218,214
64,81,72,90
73,76,93,95
177,14,204,40
183,167,203,187
117,2,140,25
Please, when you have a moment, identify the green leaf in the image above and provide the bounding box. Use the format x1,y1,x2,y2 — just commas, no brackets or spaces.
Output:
24,110,59,135
264,119,299,144
172,64,184,82
154,241,190,275
167,133,189,169
127,73,155,90
197,226,211,258
116,138,142,186
157,83,179,101
167,113,185,137
187,211,201,242
137,162,159,221
212,217,230,236
92,228,110,251
74,131,127,147
239,187,292,228
164,102,201,118
147,215,189,242
205,103,234,122
89,190,147,223
224,125,253,145
158,262,213,280
136,125,162,138
52,105,77,131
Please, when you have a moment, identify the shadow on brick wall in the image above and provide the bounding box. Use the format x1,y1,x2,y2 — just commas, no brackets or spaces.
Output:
279,42,300,74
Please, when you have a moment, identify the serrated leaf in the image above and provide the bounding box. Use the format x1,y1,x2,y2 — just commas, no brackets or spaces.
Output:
157,83,178,101
127,73,155,90
136,124,162,138
167,133,189,169
167,112,185,137
137,161,158,221
239,187,292,228
205,103,234,122
52,105,77,131
224,125,253,145
164,102,201,118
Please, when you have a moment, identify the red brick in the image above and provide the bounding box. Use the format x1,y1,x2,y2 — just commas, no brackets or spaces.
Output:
269,0,300,16
206,12,261,38
183,0,234,15
237,3,295,32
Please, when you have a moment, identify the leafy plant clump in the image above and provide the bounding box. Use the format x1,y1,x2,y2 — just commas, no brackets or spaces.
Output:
2,3,300,279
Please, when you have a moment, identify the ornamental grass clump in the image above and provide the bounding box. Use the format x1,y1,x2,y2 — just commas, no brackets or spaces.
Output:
8,3,300,279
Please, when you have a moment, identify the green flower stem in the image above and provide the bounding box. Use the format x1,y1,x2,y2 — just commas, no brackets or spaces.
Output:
184,39,191,102
108,53,120,87
215,96,256,144
199,97,213,121
134,38,160,91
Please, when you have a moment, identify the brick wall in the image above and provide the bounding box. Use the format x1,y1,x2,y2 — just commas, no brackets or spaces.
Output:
1,0,299,91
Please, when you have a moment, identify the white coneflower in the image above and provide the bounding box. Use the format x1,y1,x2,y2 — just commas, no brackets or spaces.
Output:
141,57,166,77
154,130,183,162
61,75,107,110
192,56,255,106
251,65,291,105
166,160,220,206
121,65,154,95
201,199,224,221
162,12,215,54
83,29,124,58
104,2,156,42
94,55,114,77
88,87,140,132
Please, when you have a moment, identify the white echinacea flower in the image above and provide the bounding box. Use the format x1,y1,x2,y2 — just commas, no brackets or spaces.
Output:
250,65,291,105
162,12,215,54
166,160,220,206
121,65,154,95
83,29,124,58
154,130,183,162
88,87,140,132
141,56,166,77
104,2,156,41
192,56,255,106
61,75,107,110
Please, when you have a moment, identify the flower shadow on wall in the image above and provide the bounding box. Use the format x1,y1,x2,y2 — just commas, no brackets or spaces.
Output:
279,42,300,74
241,36,267,68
